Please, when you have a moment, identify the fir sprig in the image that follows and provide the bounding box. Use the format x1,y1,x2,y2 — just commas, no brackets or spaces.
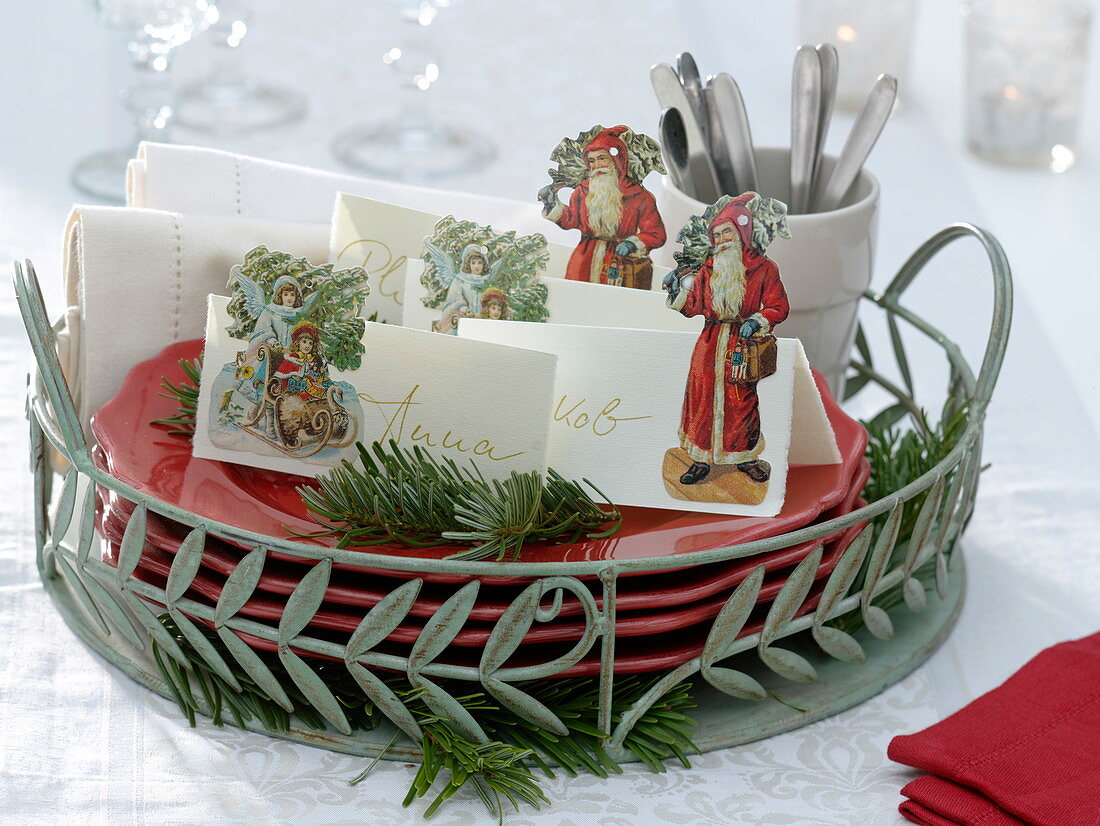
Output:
150,614,696,821
152,356,202,435
862,397,972,539
829,397,980,634
296,441,622,561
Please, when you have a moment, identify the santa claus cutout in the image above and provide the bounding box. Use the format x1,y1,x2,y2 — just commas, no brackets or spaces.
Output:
663,193,792,506
538,125,667,289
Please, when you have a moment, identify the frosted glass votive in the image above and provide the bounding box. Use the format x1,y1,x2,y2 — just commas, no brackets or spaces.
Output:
964,0,1092,172
798,0,917,110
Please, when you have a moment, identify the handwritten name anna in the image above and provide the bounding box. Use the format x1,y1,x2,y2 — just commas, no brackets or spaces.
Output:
358,384,525,462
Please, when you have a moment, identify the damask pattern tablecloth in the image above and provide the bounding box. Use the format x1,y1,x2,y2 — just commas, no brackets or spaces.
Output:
2,1,1099,823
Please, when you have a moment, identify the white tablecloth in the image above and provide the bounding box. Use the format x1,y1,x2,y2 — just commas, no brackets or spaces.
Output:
1,1,1098,823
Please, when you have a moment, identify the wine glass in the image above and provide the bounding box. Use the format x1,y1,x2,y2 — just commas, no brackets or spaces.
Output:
332,0,496,181
72,0,217,203
175,0,307,134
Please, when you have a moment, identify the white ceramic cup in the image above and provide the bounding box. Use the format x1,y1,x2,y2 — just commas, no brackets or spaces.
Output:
654,147,880,398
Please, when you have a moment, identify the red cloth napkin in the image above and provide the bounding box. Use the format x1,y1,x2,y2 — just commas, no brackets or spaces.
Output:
888,632,1100,826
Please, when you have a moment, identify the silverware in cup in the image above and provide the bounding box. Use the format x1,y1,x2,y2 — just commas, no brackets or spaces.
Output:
815,73,897,212
790,45,822,215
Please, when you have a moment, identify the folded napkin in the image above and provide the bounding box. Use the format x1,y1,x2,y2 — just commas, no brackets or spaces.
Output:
889,632,1100,826
126,142,571,247
62,205,328,434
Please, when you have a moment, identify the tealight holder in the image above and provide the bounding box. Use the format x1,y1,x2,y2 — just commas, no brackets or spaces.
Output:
798,0,917,111
963,0,1092,172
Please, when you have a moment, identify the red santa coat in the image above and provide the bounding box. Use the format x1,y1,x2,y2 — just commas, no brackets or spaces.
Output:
546,178,666,284
670,253,790,464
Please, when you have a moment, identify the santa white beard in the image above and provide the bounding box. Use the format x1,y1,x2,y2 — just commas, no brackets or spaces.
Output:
710,241,747,319
586,169,623,239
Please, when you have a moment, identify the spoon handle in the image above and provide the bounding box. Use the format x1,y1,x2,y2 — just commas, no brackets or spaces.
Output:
790,45,823,215
710,72,758,194
816,73,898,212
811,43,838,203
676,51,708,132
651,63,721,203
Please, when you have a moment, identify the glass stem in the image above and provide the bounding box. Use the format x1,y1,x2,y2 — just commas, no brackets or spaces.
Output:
392,4,439,137
128,52,176,146
204,11,251,91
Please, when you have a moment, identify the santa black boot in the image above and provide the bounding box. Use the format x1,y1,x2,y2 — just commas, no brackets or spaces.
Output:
736,459,771,483
680,462,711,485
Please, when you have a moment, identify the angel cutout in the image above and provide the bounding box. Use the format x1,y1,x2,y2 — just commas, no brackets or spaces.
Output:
214,247,370,460
230,268,322,351
423,241,504,334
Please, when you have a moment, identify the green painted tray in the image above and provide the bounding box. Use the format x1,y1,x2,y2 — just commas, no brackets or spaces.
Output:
15,223,1011,761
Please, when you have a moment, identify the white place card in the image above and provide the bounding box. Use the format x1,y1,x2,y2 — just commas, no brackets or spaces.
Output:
401,259,701,335
330,194,673,324
193,296,558,479
458,320,839,516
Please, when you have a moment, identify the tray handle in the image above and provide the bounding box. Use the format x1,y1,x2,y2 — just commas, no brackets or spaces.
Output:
878,222,1013,414
14,259,90,466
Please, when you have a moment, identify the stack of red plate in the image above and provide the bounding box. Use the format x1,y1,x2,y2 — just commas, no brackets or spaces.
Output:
92,340,869,676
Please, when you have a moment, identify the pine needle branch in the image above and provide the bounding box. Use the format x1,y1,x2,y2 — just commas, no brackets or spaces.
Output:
829,396,979,634
149,614,697,820
152,356,202,436
295,441,622,561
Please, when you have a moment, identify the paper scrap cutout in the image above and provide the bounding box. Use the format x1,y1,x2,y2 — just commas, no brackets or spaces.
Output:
537,125,668,289
419,216,549,334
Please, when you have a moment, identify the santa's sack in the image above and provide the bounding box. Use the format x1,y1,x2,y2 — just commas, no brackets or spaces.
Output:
608,256,653,290
727,335,778,384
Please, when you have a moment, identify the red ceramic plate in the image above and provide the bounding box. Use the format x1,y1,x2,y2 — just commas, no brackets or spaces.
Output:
98,459,868,621
91,340,869,574
118,520,862,656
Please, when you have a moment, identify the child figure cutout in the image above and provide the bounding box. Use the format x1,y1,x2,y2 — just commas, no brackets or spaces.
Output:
663,192,791,505
420,215,549,334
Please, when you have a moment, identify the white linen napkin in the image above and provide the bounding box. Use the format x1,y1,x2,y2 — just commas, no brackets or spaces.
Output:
62,205,328,435
126,142,571,246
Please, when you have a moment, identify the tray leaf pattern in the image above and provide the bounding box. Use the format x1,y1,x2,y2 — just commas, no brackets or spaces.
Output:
115,503,147,587
216,625,294,712
346,662,422,741
934,462,966,597
408,581,480,672
479,584,543,675
700,565,766,701
905,477,944,575
278,559,332,645
812,525,873,662
79,569,146,650
168,607,242,691
759,546,823,683
812,625,865,663
415,677,488,744
214,548,267,628
406,581,487,742
346,578,423,659
277,647,352,735
165,526,206,605
862,502,902,639
56,553,110,636
50,469,79,552
888,313,915,398
75,483,97,568
484,677,569,736
475,580,594,736
117,589,189,666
